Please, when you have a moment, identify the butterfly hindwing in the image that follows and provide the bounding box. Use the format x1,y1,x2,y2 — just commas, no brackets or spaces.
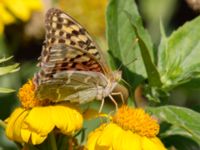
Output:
35,70,108,103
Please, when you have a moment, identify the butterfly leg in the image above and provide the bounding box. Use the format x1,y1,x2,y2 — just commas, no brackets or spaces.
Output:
98,98,105,113
111,92,124,104
56,88,61,100
109,95,118,111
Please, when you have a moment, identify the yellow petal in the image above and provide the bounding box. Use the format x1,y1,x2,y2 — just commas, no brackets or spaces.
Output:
0,4,15,24
86,126,103,150
51,104,83,135
20,126,47,145
21,104,82,144
97,123,122,147
23,106,55,134
31,132,47,145
112,130,142,150
142,136,167,150
86,123,142,150
6,108,28,143
21,106,55,144
20,128,31,143
6,104,83,145
4,0,31,21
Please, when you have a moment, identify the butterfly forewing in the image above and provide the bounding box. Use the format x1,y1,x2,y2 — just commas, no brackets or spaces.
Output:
41,8,108,68
35,8,108,84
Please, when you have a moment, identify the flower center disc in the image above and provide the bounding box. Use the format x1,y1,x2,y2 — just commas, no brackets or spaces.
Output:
112,105,159,137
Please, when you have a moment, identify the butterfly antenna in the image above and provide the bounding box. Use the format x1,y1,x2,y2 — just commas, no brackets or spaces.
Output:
117,58,137,71
117,37,138,88
121,78,132,88
117,63,123,71
125,58,137,67
117,37,139,71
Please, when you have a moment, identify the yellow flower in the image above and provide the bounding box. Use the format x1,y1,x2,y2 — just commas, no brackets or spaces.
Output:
85,106,166,150
0,4,15,23
0,0,43,34
5,80,83,145
0,3,15,33
3,0,43,21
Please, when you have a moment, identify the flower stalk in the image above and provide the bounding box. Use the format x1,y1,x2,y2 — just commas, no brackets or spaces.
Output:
49,132,58,150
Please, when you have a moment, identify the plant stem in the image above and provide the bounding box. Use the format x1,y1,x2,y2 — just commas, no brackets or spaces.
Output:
49,132,57,150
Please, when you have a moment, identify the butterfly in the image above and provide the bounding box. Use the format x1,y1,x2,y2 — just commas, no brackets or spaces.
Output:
33,8,128,111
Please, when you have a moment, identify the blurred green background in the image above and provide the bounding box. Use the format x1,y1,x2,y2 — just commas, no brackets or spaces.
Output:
0,0,200,149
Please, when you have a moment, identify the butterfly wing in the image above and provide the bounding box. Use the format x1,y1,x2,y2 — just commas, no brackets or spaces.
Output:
36,70,108,103
34,8,111,102
41,8,108,71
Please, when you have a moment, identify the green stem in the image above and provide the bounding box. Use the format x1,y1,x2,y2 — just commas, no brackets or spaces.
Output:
15,142,23,150
49,132,57,150
0,119,6,128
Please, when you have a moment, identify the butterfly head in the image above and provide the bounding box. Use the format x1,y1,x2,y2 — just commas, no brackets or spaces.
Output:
110,70,122,82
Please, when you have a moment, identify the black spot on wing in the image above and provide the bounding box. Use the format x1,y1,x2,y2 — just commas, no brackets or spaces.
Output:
72,30,79,36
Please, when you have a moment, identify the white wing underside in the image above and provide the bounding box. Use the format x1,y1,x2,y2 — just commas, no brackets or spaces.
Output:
35,71,109,103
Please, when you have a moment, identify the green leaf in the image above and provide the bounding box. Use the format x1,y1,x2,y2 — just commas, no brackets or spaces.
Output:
0,63,19,76
106,0,146,88
0,87,15,93
126,12,162,87
148,106,200,145
164,135,200,150
0,56,13,63
0,58,19,93
158,16,200,90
